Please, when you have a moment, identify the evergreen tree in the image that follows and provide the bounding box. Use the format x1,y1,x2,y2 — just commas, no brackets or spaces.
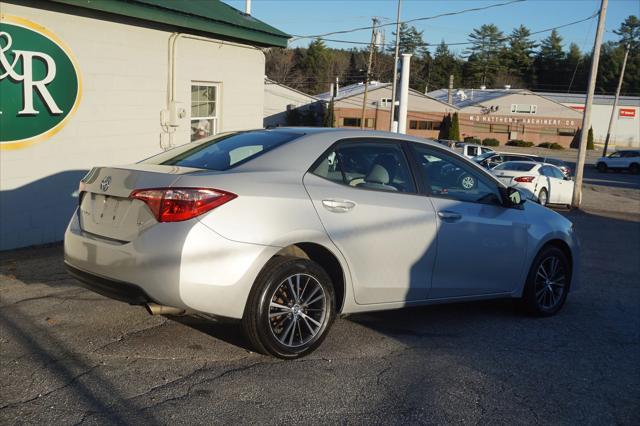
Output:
465,24,505,87
297,39,331,94
564,43,586,92
438,113,452,139
587,127,594,150
430,41,462,92
345,50,366,86
449,112,461,141
387,23,428,57
506,25,536,86
615,15,640,49
534,29,565,90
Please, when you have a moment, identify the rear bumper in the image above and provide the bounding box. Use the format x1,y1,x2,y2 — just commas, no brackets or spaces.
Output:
64,209,280,319
65,262,152,305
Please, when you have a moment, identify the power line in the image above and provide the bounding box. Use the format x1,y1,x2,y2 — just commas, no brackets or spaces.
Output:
290,0,527,41
302,11,599,49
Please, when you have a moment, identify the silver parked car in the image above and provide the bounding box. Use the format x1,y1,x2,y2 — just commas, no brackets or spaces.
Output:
65,128,579,358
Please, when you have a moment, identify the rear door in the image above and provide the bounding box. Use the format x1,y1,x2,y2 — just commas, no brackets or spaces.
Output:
408,144,529,298
303,138,438,304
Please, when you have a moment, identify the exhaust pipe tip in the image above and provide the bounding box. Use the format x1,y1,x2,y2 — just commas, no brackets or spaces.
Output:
145,303,185,316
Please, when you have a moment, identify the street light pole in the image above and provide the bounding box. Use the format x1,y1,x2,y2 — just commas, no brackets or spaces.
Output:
389,0,402,132
572,0,608,208
602,44,630,157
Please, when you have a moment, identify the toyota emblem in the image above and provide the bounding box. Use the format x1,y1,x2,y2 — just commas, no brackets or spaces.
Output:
100,176,112,192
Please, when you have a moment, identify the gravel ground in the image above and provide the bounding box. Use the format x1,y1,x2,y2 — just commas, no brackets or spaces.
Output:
1,169,639,425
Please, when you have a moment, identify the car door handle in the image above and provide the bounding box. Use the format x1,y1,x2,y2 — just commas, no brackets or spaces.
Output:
437,211,462,221
322,199,356,213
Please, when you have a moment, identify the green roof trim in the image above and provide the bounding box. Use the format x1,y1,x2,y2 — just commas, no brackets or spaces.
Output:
49,0,290,48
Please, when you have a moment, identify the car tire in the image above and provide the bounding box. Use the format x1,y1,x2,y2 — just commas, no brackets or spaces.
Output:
597,162,608,173
520,246,571,317
630,163,639,175
242,256,335,359
537,188,548,206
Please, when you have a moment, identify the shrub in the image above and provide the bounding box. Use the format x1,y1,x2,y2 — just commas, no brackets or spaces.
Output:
506,139,534,147
538,142,565,150
464,136,481,144
450,112,461,141
438,113,452,139
570,127,595,150
482,138,500,147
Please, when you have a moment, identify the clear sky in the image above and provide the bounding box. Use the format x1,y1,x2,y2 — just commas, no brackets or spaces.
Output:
225,0,639,54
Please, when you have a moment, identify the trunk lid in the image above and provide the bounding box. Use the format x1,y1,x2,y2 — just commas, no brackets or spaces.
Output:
78,165,201,241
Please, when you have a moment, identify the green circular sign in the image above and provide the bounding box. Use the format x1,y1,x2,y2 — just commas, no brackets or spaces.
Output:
0,15,81,150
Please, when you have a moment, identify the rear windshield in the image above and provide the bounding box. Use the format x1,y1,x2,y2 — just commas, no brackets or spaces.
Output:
494,162,536,171
141,130,300,170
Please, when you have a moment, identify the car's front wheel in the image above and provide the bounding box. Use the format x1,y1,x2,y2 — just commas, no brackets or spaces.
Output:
597,162,608,173
537,188,548,206
243,256,335,359
520,246,571,316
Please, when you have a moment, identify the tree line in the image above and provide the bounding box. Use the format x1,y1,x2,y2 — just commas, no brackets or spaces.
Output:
266,15,639,97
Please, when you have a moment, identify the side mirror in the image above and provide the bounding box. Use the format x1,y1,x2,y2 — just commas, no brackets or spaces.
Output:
500,186,525,208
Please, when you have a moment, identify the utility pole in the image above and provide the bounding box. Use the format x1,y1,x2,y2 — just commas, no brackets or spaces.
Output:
602,43,630,157
389,0,402,132
572,0,608,208
361,18,378,130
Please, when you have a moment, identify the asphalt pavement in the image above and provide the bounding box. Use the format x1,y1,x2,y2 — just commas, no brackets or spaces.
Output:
1,167,639,425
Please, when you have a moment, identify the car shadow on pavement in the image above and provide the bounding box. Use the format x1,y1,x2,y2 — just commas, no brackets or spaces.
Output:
169,316,254,353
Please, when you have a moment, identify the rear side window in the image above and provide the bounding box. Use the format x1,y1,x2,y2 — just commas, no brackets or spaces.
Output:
312,141,416,193
494,162,536,171
141,130,300,170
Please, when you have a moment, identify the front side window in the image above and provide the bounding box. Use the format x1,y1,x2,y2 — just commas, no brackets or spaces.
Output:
410,144,501,204
142,130,299,170
609,152,621,158
191,83,219,142
312,141,416,193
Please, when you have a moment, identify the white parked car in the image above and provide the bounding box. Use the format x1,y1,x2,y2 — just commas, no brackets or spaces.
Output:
65,129,579,358
596,150,640,174
491,161,575,207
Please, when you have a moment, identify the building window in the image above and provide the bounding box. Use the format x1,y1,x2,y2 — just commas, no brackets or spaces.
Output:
191,83,219,142
409,120,440,130
510,104,537,114
379,98,393,107
473,123,491,133
342,117,375,128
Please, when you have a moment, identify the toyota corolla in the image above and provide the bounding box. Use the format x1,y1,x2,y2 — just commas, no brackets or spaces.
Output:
65,128,579,358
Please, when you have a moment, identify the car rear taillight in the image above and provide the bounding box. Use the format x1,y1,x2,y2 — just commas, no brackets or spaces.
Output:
514,176,535,183
130,188,236,222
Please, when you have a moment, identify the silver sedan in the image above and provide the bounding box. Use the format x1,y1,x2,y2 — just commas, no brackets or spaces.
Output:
65,128,579,358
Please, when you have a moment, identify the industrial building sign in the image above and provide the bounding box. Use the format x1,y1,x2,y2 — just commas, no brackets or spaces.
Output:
619,108,636,118
468,115,576,126
0,15,81,150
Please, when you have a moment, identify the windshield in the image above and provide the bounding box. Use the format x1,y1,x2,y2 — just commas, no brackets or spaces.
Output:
141,130,300,171
473,152,495,162
494,162,536,171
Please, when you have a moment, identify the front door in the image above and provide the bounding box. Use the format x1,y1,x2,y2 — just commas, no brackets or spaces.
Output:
304,139,438,304
408,143,529,299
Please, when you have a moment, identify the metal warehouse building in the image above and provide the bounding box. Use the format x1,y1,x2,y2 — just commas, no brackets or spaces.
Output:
535,92,640,147
0,0,288,250
427,88,583,146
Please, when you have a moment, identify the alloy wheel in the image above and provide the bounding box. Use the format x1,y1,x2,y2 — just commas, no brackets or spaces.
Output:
534,255,567,310
268,274,327,348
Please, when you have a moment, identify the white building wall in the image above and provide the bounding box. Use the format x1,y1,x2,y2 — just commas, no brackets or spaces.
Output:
0,4,265,249
563,103,639,147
